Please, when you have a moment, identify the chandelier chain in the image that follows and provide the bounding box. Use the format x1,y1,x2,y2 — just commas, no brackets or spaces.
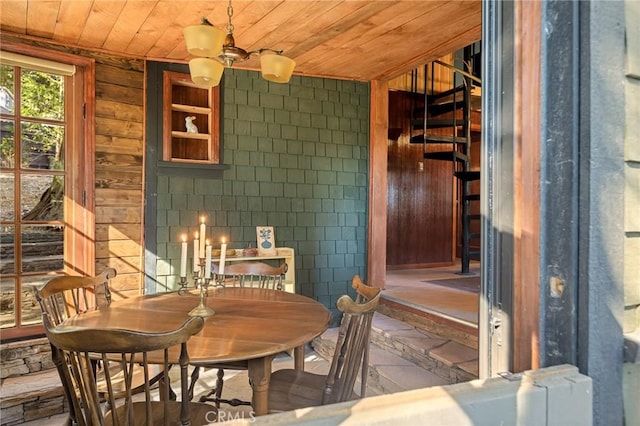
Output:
227,0,234,34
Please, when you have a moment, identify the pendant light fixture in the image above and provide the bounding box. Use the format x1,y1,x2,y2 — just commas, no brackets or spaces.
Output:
183,0,296,87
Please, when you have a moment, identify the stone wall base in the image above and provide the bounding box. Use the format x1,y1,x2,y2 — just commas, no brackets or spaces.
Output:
0,338,67,425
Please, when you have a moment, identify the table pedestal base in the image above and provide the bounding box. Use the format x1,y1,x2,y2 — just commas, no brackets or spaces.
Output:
248,355,276,416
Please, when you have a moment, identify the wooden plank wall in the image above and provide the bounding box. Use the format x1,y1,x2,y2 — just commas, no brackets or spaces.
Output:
386,90,455,268
385,54,460,269
386,52,484,268
93,60,145,299
388,54,454,93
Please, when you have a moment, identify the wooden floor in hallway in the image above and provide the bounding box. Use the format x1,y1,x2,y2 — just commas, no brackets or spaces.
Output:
383,261,480,328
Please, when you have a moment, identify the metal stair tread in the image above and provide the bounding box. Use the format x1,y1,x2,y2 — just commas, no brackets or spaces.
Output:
410,134,469,144
412,118,465,130
423,151,469,162
454,171,481,180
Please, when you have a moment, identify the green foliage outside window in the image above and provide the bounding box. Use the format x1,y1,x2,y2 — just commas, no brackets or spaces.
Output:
0,64,65,169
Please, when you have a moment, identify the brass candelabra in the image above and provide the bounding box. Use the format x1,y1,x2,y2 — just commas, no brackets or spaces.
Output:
179,258,218,317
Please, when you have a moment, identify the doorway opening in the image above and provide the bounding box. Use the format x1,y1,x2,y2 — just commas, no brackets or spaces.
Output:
381,43,482,380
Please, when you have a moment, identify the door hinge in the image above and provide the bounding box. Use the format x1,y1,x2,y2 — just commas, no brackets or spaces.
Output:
83,103,86,119
82,190,86,207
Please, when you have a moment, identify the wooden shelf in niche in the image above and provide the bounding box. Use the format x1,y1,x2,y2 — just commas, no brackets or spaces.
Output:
162,71,220,164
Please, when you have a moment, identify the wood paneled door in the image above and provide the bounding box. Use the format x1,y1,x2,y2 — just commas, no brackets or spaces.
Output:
386,90,455,268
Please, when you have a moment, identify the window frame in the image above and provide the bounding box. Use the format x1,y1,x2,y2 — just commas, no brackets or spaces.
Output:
0,40,95,341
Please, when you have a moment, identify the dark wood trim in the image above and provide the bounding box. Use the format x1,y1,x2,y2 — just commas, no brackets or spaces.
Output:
367,80,388,288
161,71,221,165
386,261,454,271
513,0,542,372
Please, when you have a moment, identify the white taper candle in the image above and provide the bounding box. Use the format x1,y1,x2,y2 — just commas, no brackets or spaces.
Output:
205,241,212,278
193,232,199,272
180,234,187,278
199,216,206,256
219,238,227,275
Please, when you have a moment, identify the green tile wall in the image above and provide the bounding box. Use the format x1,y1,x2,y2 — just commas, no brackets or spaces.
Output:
148,68,369,321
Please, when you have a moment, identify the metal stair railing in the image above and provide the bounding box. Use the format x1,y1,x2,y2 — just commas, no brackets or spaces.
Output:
414,47,481,274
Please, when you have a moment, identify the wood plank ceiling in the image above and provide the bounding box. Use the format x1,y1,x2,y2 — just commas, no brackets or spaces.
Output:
0,1,481,82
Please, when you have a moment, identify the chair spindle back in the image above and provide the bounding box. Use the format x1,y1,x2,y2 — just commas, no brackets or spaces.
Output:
33,268,116,326
214,261,287,290
43,314,206,426
322,275,381,404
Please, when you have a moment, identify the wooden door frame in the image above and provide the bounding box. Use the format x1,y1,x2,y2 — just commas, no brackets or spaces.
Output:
367,80,388,288
366,0,544,375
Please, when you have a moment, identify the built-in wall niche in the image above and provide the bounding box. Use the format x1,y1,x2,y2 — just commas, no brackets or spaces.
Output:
162,71,220,164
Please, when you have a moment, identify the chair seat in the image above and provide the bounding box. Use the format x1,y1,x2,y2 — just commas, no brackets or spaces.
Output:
268,369,358,412
268,369,326,411
105,401,215,425
266,276,380,414
96,362,165,398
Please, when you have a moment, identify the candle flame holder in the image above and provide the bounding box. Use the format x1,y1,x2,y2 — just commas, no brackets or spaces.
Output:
179,258,216,317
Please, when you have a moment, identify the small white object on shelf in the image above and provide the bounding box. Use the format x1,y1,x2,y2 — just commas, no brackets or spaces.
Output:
185,116,198,133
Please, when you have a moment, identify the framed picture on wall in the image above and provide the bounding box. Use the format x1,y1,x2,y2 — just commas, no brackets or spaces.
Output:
256,226,276,256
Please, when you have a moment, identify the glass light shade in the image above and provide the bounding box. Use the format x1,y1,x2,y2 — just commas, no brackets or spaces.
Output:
188,58,224,87
260,54,296,83
183,24,225,57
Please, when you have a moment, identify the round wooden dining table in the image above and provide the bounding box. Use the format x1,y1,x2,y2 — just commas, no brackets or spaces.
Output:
62,287,331,415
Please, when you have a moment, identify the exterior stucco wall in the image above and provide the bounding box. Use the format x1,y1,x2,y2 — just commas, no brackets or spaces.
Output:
624,0,640,336
623,1,640,424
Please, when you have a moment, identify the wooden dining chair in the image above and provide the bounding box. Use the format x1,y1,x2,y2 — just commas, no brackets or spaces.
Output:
33,268,116,325
214,261,288,290
32,268,164,424
42,313,214,426
189,261,288,408
266,275,381,412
